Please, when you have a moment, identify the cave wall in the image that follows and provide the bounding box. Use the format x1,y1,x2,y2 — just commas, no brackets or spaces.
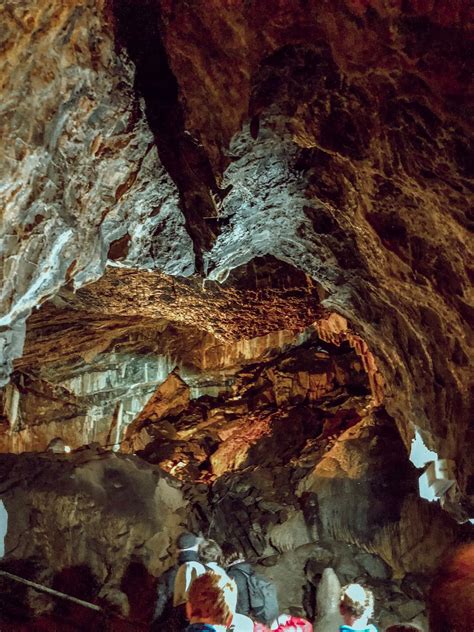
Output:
1,0,472,514
0,406,470,630
0,2,473,627
0,0,195,385
154,1,473,509
0,447,187,627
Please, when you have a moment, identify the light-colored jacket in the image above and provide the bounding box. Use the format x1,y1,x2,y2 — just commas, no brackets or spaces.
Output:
229,612,254,632
173,560,207,606
205,561,232,582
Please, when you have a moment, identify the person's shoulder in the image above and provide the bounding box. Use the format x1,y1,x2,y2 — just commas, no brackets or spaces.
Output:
209,562,227,573
229,562,251,574
183,560,207,576
181,560,205,569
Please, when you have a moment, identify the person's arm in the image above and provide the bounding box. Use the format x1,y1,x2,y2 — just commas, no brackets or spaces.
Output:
173,564,187,606
174,562,205,606
187,561,205,588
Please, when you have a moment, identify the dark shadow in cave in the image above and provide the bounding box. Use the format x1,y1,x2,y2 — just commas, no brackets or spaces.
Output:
120,559,156,626
112,0,223,273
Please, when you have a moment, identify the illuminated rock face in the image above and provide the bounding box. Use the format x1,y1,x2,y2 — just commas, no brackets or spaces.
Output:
0,0,194,384
1,408,468,630
0,2,473,626
130,0,472,512
1,0,472,514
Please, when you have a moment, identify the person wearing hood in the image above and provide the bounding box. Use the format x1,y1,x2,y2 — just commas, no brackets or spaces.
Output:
339,584,378,632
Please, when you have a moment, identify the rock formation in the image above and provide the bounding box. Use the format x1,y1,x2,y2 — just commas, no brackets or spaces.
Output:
0,0,473,629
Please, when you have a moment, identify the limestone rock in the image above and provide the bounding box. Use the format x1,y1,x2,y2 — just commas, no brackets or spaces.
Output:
397,599,426,621
355,552,391,580
269,512,312,553
154,0,474,514
126,370,189,431
314,567,343,632
0,449,187,623
0,0,194,385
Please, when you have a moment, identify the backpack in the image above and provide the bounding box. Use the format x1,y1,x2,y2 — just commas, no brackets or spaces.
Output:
239,568,279,625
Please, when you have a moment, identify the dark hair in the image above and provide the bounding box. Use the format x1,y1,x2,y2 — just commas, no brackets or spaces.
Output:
221,543,243,566
385,625,422,631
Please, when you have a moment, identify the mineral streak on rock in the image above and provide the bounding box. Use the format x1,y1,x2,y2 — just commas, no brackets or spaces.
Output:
1,2,474,629
0,0,194,385
154,0,473,509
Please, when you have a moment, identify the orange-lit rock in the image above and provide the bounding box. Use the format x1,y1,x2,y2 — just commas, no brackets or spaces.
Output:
123,369,189,453
0,1,473,627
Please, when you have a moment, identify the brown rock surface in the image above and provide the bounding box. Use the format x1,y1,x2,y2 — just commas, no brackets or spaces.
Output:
0,447,186,626
141,0,473,512
0,7,473,627
0,0,194,384
2,0,471,514
123,369,189,452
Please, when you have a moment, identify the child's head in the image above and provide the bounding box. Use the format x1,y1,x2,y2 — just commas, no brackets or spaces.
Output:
339,583,374,621
199,538,224,565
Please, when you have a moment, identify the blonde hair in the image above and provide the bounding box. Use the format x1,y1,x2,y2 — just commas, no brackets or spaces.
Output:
340,583,374,618
187,571,237,625
199,538,223,564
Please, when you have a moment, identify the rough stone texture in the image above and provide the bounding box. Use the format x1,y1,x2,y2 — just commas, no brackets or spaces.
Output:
194,410,469,629
0,0,194,385
0,366,471,628
52,256,325,342
298,412,469,577
121,337,371,478
151,0,474,514
3,308,372,454
0,447,187,628
0,255,330,452
0,1,473,626
123,369,190,453
2,0,472,516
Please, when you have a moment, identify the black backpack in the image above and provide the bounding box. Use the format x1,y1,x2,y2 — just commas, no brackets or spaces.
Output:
239,568,279,624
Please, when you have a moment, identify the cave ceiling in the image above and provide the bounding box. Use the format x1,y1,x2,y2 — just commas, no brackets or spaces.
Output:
0,0,473,519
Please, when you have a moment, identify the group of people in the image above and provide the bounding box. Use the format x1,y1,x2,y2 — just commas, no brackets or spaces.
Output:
151,531,308,631
151,532,474,632
150,532,377,632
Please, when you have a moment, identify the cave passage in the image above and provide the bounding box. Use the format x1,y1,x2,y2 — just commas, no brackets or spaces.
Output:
0,0,473,630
